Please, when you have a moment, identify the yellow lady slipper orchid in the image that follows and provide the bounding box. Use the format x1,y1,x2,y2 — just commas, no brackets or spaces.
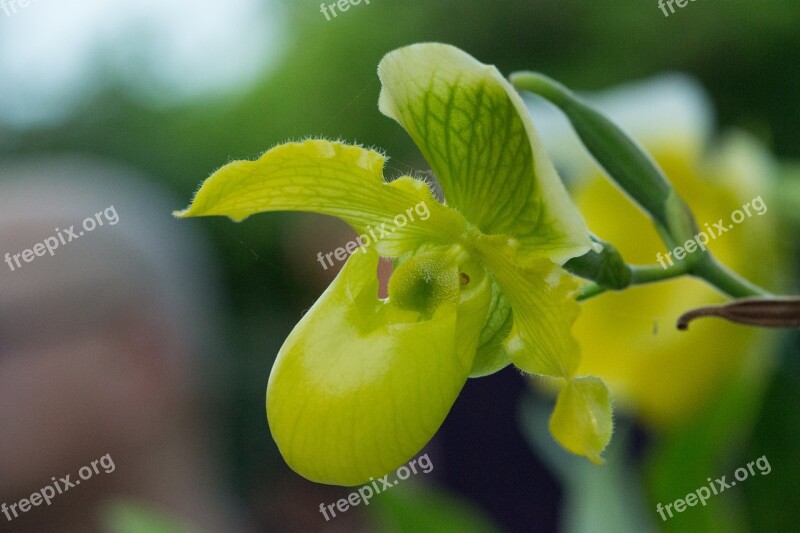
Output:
175,43,614,485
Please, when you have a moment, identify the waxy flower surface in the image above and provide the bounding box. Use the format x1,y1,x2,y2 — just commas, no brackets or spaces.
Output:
176,43,613,485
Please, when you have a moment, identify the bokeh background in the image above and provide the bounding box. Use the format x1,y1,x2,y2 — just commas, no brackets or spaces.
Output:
1,1,799,531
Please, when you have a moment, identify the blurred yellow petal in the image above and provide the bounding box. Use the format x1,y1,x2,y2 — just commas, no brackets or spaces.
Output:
573,133,782,427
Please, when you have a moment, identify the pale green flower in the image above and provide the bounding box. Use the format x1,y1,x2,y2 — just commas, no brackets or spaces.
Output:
176,43,613,485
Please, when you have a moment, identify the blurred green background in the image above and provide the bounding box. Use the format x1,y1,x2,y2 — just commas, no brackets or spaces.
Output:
2,0,799,531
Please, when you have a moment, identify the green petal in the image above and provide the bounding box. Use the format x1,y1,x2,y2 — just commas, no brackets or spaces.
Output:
267,247,476,486
378,43,590,263
469,278,513,377
473,238,614,462
476,237,581,378
175,139,467,257
549,377,613,464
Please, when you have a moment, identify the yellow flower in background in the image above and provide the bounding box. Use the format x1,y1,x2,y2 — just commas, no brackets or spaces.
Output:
527,75,784,428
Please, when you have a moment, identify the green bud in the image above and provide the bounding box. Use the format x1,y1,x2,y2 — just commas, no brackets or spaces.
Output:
510,72,697,247
563,235,632,290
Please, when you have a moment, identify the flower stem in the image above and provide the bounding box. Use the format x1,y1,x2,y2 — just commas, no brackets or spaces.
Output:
577,283,607,301
576,262,686,302
576,254,770,302
691,255,771,298
630,263,689,284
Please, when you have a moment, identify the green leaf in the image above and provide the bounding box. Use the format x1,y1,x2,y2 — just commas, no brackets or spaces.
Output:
378,43,590,264
174,139,467,257
267,247,480,486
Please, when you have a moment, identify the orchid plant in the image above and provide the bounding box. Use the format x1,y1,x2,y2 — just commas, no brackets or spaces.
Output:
175,43,795,487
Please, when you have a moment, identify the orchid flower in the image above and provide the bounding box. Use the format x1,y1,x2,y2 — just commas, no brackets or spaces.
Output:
175,43,613,486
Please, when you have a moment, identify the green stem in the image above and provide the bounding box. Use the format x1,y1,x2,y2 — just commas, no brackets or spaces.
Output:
577,255,770,302
691,255,771,298
577,283,607,301
577,262,687,302
630,263,689,284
